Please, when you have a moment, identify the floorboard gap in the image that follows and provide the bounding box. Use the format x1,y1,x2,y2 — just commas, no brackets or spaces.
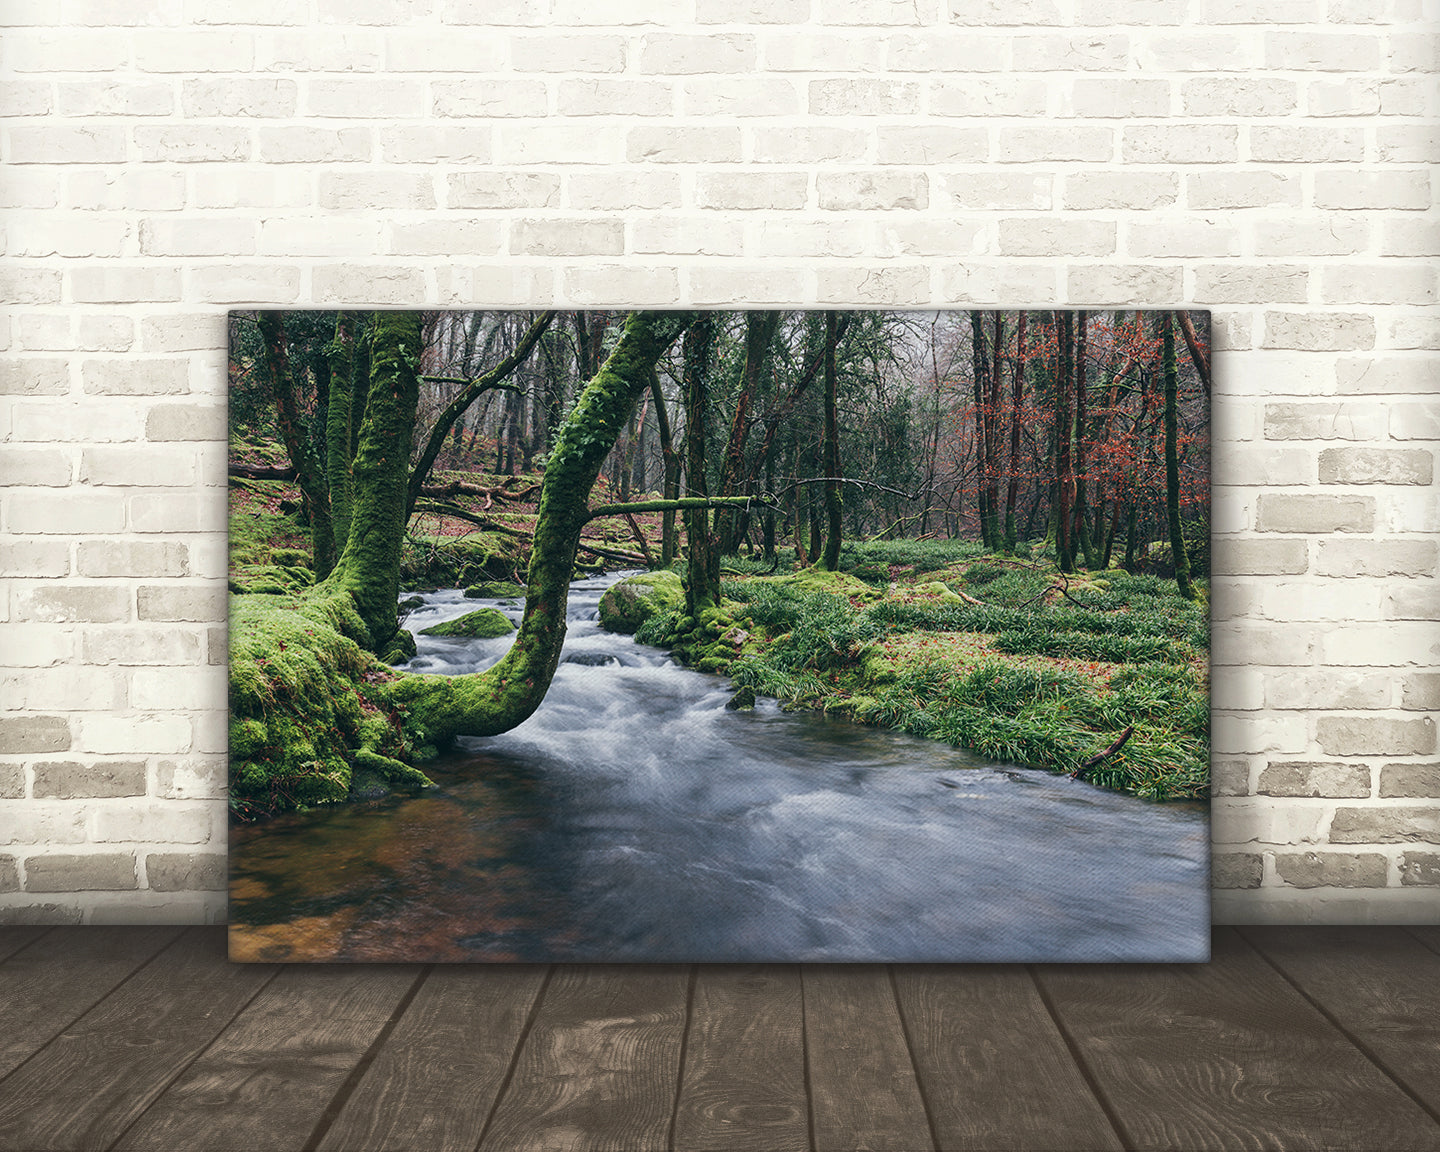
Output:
473,963,555,1152
665,964,698,1152
1237,926,1440,1131
886,966,940,1152
1026,965,1136,1152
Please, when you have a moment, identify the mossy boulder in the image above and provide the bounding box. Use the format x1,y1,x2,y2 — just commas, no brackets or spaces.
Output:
229,564,314,596
464,580,525,599
911,580,964,604
419,608,516,639
597,570,685,635
767,566,883,603
380,628,417,665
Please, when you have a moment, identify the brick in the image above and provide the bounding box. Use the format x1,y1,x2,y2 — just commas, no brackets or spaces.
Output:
1316,539,1436,578
0,268,62,305
697,0,811,19
190,169,311,211
1257,218,1371,262
1258,761,1370,798
1213,669,1264,711
182,78,296,118
697,173,809,211
129,493,220,534
1381,762,1440,799
0,541,71,578
134,126,250,163
1322,265,1437,307
146,853,226,892
1062,172,1177,211
312,266,428,306
0,79,52,115
81,359,189,397
1378,125,1440,165
1211,852,1263,889
1264,402,1386,440
639,33,756,74
1211,760,1250,797
1251,126,1365,164
762,32,886,73
1213,799,1326,844
511,33,626,72
1275,852,1388,889
8,217,130,260
1189,264,1302,306
999,219,1115,258
944,172,1052,211
1266,32,1382,71
139,219,256,259
94,803,211,845
447,171,560,210
141,318,225,355
259,29,385,71
809,78,922,117
1317,716,1435,757
256,127,371,164
567,171,680,211
822,0,939,22
1067,78,1169,118
432,79,545,119
71,267,183,305
307,78,425,118
751,127,868,164
0,904,83,925
25,854,136,892
1122,125,1239,164
1389,580,1440,620
1319,448,1432,485
1331,806,1439,845
1381,220,1440,259
11,666,128,711
1213,624,1316,667
258,219,382,258
14,585,129,624
950,0,1062,23
687,267,806,306
1255,494,1373,533
1314,170,1431,211
1189,171,1300,211
626,127,740,164
1066,266,1182,306
0,446,71,484
1402,675,1440,712
683,78,798,117
753,220,868,258
874,127,988,165
511,219,624,257
0,857,17,893
0,716,70,754
563,266,680,306
1401,853,1440,887
816,266,930,305
1137,32,1261,71
1216,448,1311,486
1388,314,1440,352
146,404,225,442
155,758,227,800
1012,33,1128,71
557,79,673,118
817,172,927,211
1182,77,1295,116
319,173,435,211
1126,220,1240,259
1265,671,1391,710
74,714,192,756
874,220,985,258
6,125,126,165
434,266,556,305
136,585,225,623
0,625,74,668
931,78,1048,115
442,0,547,23
996,126,1113,163
942,264,1059,305
82,628,203,666
130,666,225,711
32,760,145,799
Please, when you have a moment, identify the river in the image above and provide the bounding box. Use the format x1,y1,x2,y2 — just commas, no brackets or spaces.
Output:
229,572,1210,964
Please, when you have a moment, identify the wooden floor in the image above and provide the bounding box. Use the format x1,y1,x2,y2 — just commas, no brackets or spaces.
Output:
0,926,1436,1152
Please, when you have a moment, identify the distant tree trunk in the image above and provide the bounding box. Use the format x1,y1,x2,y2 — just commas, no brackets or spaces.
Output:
1072,310,1100,570
717,311,782,555
1003,311,1027,554
1054,311,1075,573
256,311,336,578
984,312,1004,551
683,317,720,616
820,311,843,571
1164,314,1197,600
969,311,993,551
1177,310,1210,398
650,371,680,566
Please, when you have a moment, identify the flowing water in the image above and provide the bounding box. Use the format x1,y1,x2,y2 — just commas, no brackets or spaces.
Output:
230,572,1210,964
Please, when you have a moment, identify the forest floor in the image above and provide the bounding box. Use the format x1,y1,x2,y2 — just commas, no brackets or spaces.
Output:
228,450,1209,807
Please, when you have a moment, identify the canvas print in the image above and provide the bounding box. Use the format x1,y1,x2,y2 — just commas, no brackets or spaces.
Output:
227,309,1211,963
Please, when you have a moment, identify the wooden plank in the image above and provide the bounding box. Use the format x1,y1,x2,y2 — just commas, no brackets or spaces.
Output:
477,964,689,1152
804,966,933,1152
314,965,548,1152
893,964,1121,1152
1243,926,1440,1125
0,927,50,964
1034,927,1440,1151
0,925,183,1080
112,963,422,1152
672,966,807,1152
0,928,276,1152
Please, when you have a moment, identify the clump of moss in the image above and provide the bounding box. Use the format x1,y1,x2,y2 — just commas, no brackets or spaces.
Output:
418,608,516,639
597,569,685,634
465,580,525,599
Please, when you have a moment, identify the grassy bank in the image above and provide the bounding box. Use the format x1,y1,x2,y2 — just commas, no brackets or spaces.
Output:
632,542,1209,801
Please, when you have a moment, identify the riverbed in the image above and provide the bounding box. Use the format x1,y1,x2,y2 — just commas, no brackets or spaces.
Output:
229,573,1210,964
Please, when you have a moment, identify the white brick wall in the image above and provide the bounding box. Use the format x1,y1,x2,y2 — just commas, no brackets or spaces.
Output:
1,1,1435,925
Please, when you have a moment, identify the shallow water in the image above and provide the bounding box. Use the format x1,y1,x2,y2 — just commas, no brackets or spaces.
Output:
230,573,1210,963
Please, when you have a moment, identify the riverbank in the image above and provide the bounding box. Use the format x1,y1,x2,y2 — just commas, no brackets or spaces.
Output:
610,545,1209,802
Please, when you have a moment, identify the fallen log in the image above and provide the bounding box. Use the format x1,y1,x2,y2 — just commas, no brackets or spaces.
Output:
229,463,297,481
1077,725,1135,774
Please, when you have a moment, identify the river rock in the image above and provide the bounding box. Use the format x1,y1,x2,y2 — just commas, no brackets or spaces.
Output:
465,580,525,599
398,594,425,611
380,628,417,666
419,607,516,639
726,685,757,711
597,570,684,634
564,652,618,667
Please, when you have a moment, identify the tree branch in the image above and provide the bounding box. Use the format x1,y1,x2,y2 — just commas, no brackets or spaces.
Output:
584,495,761,523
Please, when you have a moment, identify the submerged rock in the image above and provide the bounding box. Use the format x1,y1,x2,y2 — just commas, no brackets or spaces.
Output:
465,581,525,599
419,608,516,639
564,652,618,667
380,628,417,666
726,685,757,711
597,569,685,635
398,595,425,612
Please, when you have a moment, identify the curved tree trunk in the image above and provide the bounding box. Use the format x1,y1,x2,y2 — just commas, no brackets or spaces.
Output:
1163,313,1197,600
325,312,357,555
380,311,696,743
820,310,843,571
716,310,782,555
682,317,720,616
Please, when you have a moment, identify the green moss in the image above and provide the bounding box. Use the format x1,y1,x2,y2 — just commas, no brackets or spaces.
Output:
465,580,525,599
767,566,882,603
418,608,516,639
597,569,685,634
229,563,314,595
911,580,964,604
379,628,417,665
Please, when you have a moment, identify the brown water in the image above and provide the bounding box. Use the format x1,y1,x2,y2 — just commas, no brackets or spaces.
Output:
230,574,1210,964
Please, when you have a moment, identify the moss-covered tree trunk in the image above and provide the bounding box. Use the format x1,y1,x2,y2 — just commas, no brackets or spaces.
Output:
1054,311,1075,573
649,369,681,566
820,310,843,572
380,310,696,743
1163,313,1197,600
1072,310,1100,570
325,313,357,555
1003,311,1027,554
716,310,782,556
